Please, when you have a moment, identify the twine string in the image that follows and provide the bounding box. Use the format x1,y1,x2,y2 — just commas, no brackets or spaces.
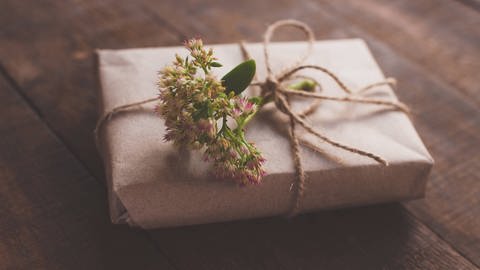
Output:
240,19,409,216
94,97,159,151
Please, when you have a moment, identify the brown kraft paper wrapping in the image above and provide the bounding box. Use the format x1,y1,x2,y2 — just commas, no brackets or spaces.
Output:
96,39,433,229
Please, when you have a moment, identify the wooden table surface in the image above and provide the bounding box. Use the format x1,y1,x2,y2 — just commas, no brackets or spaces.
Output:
0,0,479,269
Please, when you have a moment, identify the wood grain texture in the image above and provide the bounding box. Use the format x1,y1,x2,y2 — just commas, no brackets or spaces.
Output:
0,76,175,269
0,0,180,180
0,0,479,268
150,205,477,270
304,1,480,264
319,0,480,106
371,39,480,266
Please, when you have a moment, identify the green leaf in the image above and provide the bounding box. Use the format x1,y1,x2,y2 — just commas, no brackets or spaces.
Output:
210,62,223,67
221,59,256,95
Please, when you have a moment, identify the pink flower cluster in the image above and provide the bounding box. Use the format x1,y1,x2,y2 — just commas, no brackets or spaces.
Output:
157,38,266,185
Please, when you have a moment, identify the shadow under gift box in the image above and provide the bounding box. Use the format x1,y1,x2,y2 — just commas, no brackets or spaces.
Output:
96,39,433,229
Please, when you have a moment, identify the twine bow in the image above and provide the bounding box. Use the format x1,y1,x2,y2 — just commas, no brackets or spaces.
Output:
239,19,409,216
94,19,410,218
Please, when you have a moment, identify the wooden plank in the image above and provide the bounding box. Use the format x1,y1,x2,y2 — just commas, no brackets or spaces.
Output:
300,1,480,264
0,0,478,268
0,75,175,269
318,0,480,106
367,36,480,265
0,0,181,180
151,205,477,270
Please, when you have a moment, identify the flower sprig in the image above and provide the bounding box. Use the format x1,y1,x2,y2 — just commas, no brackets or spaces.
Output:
157,38,265,185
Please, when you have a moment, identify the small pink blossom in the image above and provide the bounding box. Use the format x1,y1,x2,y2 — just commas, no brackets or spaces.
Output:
235,97,256,115
232,107,242,118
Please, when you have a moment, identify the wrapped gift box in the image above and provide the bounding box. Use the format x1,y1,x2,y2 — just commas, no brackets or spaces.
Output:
96,39,433,229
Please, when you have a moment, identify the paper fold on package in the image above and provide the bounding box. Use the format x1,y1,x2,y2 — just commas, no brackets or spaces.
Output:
96,39,433,229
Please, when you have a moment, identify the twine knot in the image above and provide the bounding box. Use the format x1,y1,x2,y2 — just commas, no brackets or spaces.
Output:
261,76,279,96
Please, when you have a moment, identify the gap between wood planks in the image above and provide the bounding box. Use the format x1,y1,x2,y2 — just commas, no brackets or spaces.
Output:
315,0,480,108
